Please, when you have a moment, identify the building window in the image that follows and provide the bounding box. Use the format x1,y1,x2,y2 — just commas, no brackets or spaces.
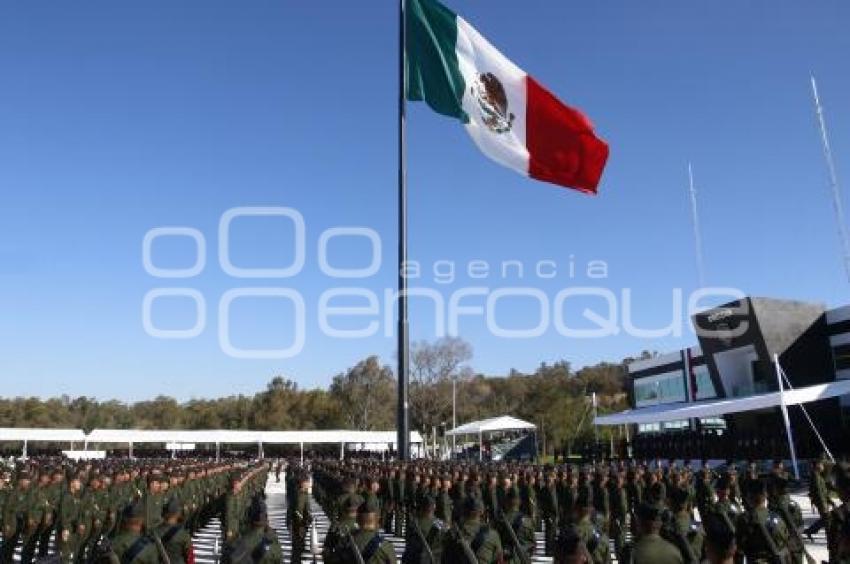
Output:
662,419,689,431
638,422,661,433
634,370,687,407
693,365,717,400
699,417,726,429
833,343,850,372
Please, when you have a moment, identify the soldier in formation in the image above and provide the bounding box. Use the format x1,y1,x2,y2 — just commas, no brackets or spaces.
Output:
308,455,850,564
4,453,850,564
0,457,269,564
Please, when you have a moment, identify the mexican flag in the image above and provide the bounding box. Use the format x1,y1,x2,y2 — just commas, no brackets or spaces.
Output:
406,0,609,193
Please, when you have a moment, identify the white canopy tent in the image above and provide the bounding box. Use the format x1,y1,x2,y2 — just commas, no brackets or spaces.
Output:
446,415,536,461
1,428,423,461
0,428,86,441
85,429,424,462
0,428,87,459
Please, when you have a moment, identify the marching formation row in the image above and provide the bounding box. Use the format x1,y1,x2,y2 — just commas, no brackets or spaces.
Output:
1,456,849,563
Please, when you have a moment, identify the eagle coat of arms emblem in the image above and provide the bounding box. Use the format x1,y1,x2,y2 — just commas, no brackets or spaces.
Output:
470,72,515,134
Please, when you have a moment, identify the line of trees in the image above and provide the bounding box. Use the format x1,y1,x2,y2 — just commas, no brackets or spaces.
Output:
0,339,654,455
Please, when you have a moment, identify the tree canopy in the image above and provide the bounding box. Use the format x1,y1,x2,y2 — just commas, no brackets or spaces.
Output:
0,341,650,454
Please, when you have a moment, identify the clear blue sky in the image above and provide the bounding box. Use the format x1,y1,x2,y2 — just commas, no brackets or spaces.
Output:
1,0,849,401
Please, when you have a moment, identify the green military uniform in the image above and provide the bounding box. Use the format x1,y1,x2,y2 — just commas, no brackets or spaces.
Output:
826,503,850,564
223,520,281,564
662,486,703,564
156,499,193,564
1,475,34,564
106,501,166,564
630,533,683,564
827,503,850,563
223,479,245,543
444,498,502,564
393,471,406,538
608,475,629,562
323,494,362,564
623,501,682,564
497,510,534,564
57,479,85,564
538,476,559,556
288,475,312,563
436,485,453,528
108,532,163,564
36,473,62,557
352,528,397,563
21,478,51,564
402,493,445,564
351,497,397,564
569,515,610,564
496,488,535,564
667,513,704,564
735,506,790,564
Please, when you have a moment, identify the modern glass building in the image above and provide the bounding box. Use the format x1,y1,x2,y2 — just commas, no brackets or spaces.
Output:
621,296,850,459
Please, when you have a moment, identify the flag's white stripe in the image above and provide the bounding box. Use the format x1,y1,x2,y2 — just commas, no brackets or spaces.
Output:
455,16,530,177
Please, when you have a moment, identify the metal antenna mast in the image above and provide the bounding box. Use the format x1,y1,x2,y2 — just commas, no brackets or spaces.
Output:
811,75,850,285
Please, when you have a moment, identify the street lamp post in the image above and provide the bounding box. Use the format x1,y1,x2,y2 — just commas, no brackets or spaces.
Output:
591,392,599,459
451,376,457,457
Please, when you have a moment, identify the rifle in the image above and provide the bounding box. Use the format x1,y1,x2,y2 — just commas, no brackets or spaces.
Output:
498,513,531,564
775,504,816,564
753,513,787,564
450,523,479,564
410,518,436,564
151,533,172,564
346,529,366,564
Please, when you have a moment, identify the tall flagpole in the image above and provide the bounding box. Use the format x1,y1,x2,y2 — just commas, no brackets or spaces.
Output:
397,0,410,461
810,75,850,285
687,163,707,289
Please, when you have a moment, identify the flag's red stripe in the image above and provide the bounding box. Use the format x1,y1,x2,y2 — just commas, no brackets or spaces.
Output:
525,76,609,194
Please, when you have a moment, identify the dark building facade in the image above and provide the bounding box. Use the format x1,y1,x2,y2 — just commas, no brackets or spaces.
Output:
627,296,850,459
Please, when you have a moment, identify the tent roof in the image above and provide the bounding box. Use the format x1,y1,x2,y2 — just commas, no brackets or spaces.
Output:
447,415,536,436
0,428,423,445
595,379,850,426
0,428,87,442
85,429,423,445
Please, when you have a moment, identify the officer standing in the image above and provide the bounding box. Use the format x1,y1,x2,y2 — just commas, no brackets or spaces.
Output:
288,472,312,563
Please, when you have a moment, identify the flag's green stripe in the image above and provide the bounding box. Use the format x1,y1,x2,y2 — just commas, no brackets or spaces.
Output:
405,0,468,122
